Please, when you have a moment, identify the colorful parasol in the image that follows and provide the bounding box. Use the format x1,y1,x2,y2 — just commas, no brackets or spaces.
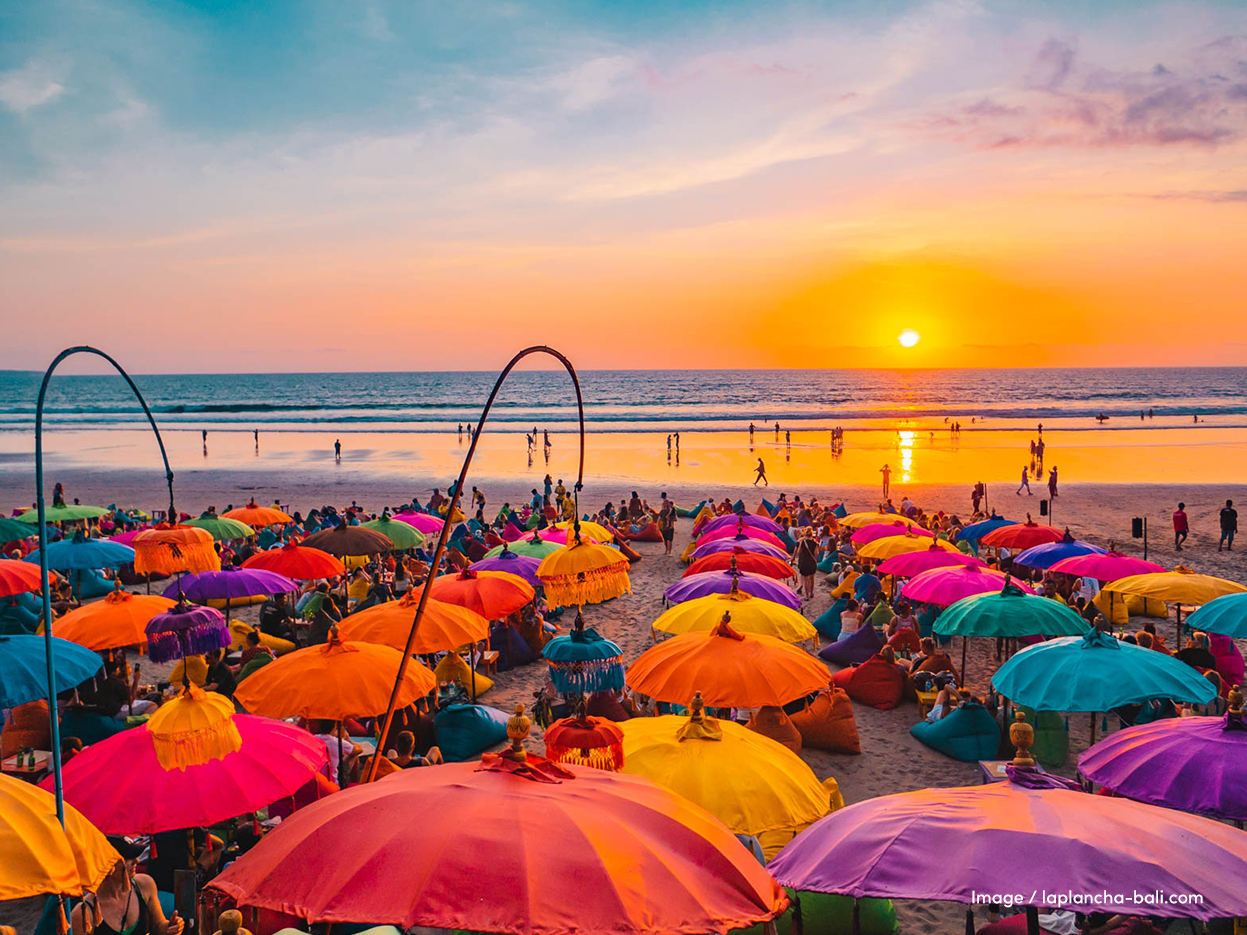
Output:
537,539,631,607
223,501,292,527
684,549,794,580
696,524,787,549
144,602,232,665
301,523,394,556
338,591,490,655
934,583,1090,639
1100,567,1246,605
902,565,1033,607
850,521,934,546
0,773,120,900
876,547,984,578
1186,592,1247,638
979,520,1065,550
652,591,815,643
24,530,134,570
184,513,255,541
543,714,625,770
1013,532,1106,570
0,515,37,542
133,522,220,575
664,568,800,610
0,634,103,708
699,512,784,536
553,519,615,542
391,511,445,534
16,504,108,523
837,512,900,529
0,557,43,596
690,537,789,562
1049,551,1166,580
954,515,1015,543
162,566,297,603
542,614,625,694
52,588,175,651
242,542,345,579
359,515,425,550
856,533,958,562
471,550,543,589
428,569,535,619
627,615,828,708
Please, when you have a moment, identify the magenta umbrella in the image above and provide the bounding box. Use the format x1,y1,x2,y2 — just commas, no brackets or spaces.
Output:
392,512,445,534
699,512,784,536
1078,702,1247,822
41,714,328,834
850,522,934,546
902,566,1032,607
1049,552,1165,580
767,779,1247,931
664,569,801,610
470,552,543,589
690,537,789,562
877,549,985,578
695,525,787,549
110,527,152,546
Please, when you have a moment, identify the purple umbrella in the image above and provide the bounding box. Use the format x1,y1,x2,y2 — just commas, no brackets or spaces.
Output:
145,602,231,665
700,512,784,536
689,536,789,562
470,551,542,589
664,570,800,610
768,779,1247,929
1078,698,1247,822
162,567,297,602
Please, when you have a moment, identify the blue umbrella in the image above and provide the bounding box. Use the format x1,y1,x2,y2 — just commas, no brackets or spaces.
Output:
0,634,103,708
1186,592,1247,639
542,614,624,695
1014,534,1106,570
955,515,1015,544
24,530,134,570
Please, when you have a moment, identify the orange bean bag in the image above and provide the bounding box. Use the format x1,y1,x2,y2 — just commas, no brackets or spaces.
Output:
629,523,662,543
886,629,920,654
616,540,643,563
832,654,907,710
789,688,861,754
745,705,802,752
2,700,51,758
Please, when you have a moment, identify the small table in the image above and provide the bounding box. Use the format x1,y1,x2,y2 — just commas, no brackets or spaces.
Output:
2,750,52,782
978,759,1045,784
915,690,939,719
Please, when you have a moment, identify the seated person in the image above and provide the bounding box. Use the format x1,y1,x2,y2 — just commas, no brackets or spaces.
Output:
837,599,863,640
885,600,919,638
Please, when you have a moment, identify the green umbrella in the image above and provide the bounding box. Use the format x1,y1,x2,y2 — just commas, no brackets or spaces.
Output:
184,514,255,541
360,516,425,551
934,583,1090,638
0,517,35,542
16,504,108,523
483,533,561,560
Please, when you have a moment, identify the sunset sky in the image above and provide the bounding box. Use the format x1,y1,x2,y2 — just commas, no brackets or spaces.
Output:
2,1,1246,372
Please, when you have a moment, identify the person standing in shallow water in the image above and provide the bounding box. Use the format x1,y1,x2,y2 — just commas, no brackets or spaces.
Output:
334,439,341,461
754,457,768,486
880,463,891,497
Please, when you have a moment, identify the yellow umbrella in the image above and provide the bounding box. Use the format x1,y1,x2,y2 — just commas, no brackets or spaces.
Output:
651,591,816,643
1103,567,1247,606
0,773,120,900
537,540,631,607
856,534,958,561
838,512,901,529
338,590,490,655
554,520,615,542
619,708,841,858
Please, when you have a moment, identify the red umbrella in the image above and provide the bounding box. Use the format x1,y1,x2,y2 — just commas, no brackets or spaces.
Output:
980,521,1064,551
426,569,535,619
208,754,787,934
243,543,345,580
685,549,794,580
1049,552,1166,580
0,559,43,597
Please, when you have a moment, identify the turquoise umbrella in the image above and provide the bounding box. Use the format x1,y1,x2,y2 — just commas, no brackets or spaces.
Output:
0,634,103,708
0,517,35,543
934,584,1090,638
1186,592,1247,639
24,531,134,570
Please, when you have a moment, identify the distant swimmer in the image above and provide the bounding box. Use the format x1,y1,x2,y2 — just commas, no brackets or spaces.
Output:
334,438,341,461
754,457,768,487
749,423,755,443
253,428,259,449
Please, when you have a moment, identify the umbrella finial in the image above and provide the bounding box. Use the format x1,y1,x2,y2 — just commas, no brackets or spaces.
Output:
1009,710,1035,767
503,703,532,761
678,691,723,741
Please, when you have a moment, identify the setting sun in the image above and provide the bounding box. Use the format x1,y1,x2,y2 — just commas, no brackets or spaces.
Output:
898,329,921,348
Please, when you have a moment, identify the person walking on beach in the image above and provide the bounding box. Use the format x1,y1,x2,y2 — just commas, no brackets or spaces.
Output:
334,439,341,461
1017,466,1031,495
674,431,679,452
253,428,259,449
972,482,983,513
774,422,780,441
657,503,676,555
1173,502,1189,551
666,434,672,456
458,423,463,440
1219,499,1237,552
749,423,755,444
880,464,891,497
754,458,768,486
785,430,791,448
1047,465,1058,499
543,430,551,449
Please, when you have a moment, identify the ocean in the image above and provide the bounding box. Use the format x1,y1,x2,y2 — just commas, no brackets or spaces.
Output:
2,367,1245,435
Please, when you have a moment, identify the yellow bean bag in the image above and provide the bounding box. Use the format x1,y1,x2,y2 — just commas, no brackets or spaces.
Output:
170,655,209,687
831,570,859,599
206,595,268,609
228,621,296,656
344,554,369,570
1094,590,1169,627
693,506,715,527
680,541,698,562
433,652,493,696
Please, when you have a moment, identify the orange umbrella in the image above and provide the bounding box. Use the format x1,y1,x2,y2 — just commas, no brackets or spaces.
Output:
338,590,490,655
627,616,830,708
233,629,435,720
242,543,345,580
223,500,293,527
133,523,220,575
427,569,535,619
52,587,176,651
0,558,42,597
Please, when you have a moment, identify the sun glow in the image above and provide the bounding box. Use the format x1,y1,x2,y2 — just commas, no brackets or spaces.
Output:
898,329,921,348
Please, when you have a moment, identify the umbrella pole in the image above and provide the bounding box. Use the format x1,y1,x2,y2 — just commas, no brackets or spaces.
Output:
337,719,347,788
1025,906,1040,935
961,637,968,688
964,908,975,935
1089,711,1096,745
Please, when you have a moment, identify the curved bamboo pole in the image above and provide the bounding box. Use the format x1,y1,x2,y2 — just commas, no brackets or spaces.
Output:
367,346,585,781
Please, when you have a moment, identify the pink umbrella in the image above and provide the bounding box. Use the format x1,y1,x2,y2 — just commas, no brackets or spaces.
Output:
690,537,789,562
698,512,784,536
877,549,985,578
110,527,152,546
850,522,934,546
393,512,446,534
902,565,1032,607
695,525,786,549
1049,552,1165,581
43,714,328,834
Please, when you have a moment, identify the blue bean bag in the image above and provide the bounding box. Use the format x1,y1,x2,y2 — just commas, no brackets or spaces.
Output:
489,624,539,671
816,554,837,574
737,890,898,935
910,701,1001,762
818,625,883,666
813,597,848,640
1,593,40,634
777,529,797,551
433,704,510,762
732,499,745,513
72,570,115,600
853,573,881,603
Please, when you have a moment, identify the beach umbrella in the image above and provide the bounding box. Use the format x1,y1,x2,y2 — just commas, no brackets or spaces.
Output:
107,527,150,547
162,566,297,604
527,526,598,546
207,740,788,934
620,709,836,840
837,512,900,529
16,504,108,523
543,715,625,770
1049,552,1166,580
664,568,800,610
391,511,444,534
856,533,958,562
301,523,394,557
44,693,329,834
484,533,563,560
51,589,175,651
553,519,615,542
133,522,220,576
1013,532,1106,570
184,513,255,541
234,630,435,720
954,515,1015,542
144,601,232,667
0,634,103,708
684,549,794,580
359,516,425,551
0,773,120,901
934,583,1089,639
691,537,789,562
766,776,1247,928
223,500,292,527
850,521,934,546
1186,591,1247,638
427,569,535,619
992,628,1217,715
700,513,784,536
542,615,625,695
1078,689,1247,822
537,540,631,607
652,591,816,643
0,516,35,542
1101,567,1246,606
24,531,134,570
243,542,345,579
876,548,984,578
980,521,1064,550
0,558,43,596
695,525,787,549
339,591,490,655
626,615,828,708
470,550,542,589
902,565,1033,607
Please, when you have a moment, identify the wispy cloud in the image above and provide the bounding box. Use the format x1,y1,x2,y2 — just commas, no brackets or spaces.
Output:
0,61,65,114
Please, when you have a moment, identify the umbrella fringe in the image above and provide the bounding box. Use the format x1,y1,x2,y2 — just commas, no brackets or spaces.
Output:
541,566,631,606
150,715,243,770
545,741,625,771
548,660,626,695
145,620,232,664
135,539,220,576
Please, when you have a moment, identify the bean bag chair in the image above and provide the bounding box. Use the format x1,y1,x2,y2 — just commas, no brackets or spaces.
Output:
832,654,907,710
732,499,745,514
680,541,698,562
489,624,539,671
484,530,504,548
616,541,642,563
745,705,802,752
228,621,296,656
675,500,705,519
1015,705,1069,768
910,700,1000,761
789,688,860,754
502,523,527,541
866,600,893,632
886,628,920,655
830,571,858,599
977,915,1059,935
758,500,777,517
433,704,510,762
630,523,662,543
813,598,847,640
1210,633,1244,687
917,603,939,638
2,699,51,758
585,692,631,722
171,655,209,687
737,890,898,935
775,529,796,552
913,651,958,680
818,625,883,666
853,574,882,604
816,554,838,574
207,594,268,611
72,570,115,600
433,652,494,696
237,652,273,682
0,592,40,634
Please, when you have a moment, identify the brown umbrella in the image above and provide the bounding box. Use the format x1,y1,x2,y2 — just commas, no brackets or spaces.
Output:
300,524,394,556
